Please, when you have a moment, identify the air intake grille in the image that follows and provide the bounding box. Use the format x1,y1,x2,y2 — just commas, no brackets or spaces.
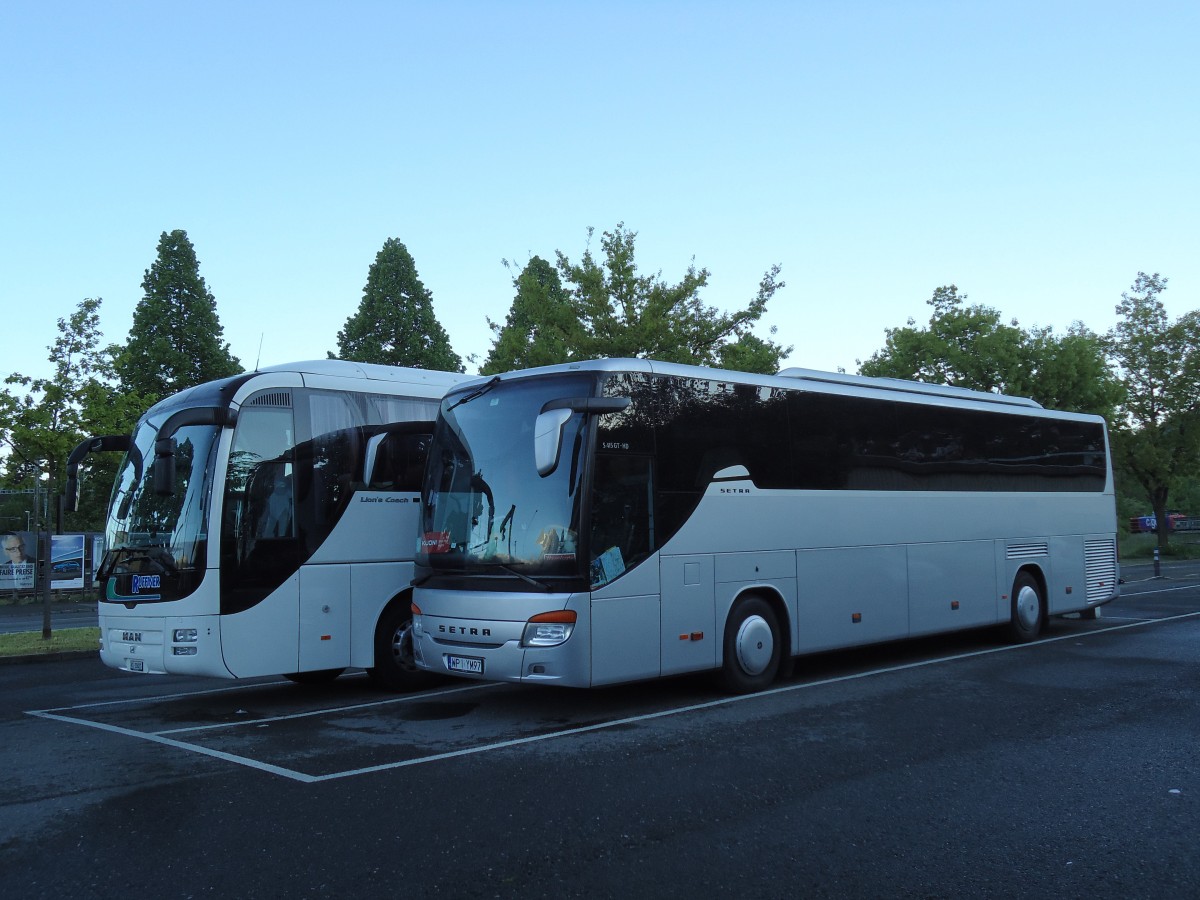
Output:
1085,539,1118,603
247,392,292,408
1007,542,1049,559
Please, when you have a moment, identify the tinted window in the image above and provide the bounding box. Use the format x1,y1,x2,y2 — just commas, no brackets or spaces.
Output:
601,373,791,546
787,392,1106,492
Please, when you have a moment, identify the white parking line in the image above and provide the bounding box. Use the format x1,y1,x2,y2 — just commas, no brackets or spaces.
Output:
26,609,1200,783
1119,582,1200,598
26,680,504,782
27,710,320,781
154,682,503,736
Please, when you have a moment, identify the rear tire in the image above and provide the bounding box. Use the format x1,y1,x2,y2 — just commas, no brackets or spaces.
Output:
720,595,782,693
1007,572,1045,642
367,601,438,692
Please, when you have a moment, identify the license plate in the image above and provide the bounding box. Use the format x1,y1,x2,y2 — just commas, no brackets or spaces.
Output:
445,654,484,674
129,659,145,672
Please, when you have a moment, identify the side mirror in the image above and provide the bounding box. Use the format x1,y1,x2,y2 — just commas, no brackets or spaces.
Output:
533,396,632,478
149,406,238,496
534,409,573,477
153,437,177,496
64,434,133,512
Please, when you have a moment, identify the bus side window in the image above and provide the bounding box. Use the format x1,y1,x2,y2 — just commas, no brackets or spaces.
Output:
367,432,430,492
253,462,294,539
591,454,654,582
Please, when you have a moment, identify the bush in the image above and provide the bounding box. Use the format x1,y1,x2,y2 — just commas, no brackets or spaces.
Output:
1120,532,1200,560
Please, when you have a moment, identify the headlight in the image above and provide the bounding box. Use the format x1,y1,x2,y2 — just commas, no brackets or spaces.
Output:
173,628,198,643
522,611,577,647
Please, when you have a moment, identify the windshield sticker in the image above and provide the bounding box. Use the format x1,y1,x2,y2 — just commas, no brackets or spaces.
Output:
419,531,451,554
590,545,625,587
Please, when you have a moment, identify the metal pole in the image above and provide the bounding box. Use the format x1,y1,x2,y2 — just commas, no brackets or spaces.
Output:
40,530,52,639
1153,546,1161,578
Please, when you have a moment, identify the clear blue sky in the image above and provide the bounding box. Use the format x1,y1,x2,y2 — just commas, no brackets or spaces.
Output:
2,1,1196,384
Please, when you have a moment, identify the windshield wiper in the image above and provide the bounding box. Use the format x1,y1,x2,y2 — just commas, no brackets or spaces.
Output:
445,376,501,412
492,563,553,592
414,559,553,592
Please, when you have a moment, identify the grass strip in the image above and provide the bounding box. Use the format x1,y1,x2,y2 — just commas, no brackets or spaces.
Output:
0,627,100,656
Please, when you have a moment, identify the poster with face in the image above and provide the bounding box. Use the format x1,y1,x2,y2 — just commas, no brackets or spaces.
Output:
1,531,36,590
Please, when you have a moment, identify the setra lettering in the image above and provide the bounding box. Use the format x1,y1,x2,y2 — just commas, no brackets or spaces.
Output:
438,624,492,637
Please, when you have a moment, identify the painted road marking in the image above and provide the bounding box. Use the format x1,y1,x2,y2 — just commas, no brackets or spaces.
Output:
27,609,1200,783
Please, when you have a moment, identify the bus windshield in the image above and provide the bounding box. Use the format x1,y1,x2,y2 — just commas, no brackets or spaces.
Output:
101,412,219,591
419,375,593,580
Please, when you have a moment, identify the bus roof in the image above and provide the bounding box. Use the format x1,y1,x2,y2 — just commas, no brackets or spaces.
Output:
776,366,1042,409
452,358,1045,411
257,359,468,388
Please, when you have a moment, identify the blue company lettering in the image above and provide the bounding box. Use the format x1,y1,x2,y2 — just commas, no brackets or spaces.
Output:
132,574,162,594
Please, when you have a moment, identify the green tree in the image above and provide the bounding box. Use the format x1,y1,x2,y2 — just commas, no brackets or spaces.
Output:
555,224,790,372
1017,322,1124,417
114,230,242,402
482,225,790,375
1,298,145,531
334,238,464,372
858,285,1120,416
481,256,580,375
860,285,1027,393
1107,272,1200,550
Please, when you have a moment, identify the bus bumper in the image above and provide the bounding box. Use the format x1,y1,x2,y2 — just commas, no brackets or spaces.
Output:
98,613,232,678
411,591,592,687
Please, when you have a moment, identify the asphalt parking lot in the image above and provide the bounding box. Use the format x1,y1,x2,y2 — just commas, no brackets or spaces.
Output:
7,559,1200,786
3,561,1198,897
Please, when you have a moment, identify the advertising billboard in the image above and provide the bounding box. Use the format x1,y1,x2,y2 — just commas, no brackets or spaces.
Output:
1,530,37,591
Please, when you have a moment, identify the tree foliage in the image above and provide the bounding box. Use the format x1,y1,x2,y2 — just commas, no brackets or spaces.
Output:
1106,272,1200,548
858,285,1121,417
114,230,242,402
483,224,790,375
334,238,464,372
481,256,577,375
1,298,144,531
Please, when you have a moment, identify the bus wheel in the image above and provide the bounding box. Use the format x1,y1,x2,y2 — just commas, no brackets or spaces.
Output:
1007,572,1044,643
721,596,782,693
367,602,437,692
284,668,344,685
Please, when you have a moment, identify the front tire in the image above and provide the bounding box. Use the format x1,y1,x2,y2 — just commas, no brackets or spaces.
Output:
1007,572,1045,642
367,600,438,692
720,595,783,693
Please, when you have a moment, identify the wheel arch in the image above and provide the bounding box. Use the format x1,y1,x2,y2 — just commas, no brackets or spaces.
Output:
1007,564,1048,642
350,584,415,669
724,585,792,665
1013,563,1048,613
373,585,416,645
